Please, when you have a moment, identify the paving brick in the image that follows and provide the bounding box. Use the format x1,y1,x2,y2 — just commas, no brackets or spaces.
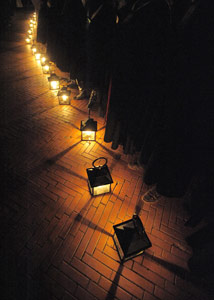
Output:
143,256,175,283
47,184,69,199
87,280,108,299
70,257,100,283
99,276,132,300
154,286,175,300
110,271,144,299
82,253,113,279
75,285,95,300
64,231,84,262
122,266,154,294
96,222,113,251
47,265,77,295
59,261,89,288
133,261,165,288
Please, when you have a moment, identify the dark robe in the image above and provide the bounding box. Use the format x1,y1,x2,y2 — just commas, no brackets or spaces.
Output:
59,0,87,78
46,0,66,64
84,0,116,89
104,0,171,153
37,0,48,44
142,0,214,197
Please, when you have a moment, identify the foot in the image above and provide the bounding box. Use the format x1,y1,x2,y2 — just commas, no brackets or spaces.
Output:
128,161,143,171
141,189,161,203
74,89,89,100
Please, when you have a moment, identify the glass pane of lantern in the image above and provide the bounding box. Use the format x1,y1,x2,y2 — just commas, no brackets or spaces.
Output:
35,53,41,60
93,184,110,196
50,80,60,90
42,64,50,74
82,131,96,141
32,47,37,54
59,95,70,105
40,56,47,65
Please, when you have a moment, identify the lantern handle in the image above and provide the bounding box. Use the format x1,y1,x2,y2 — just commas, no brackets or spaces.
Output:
92,157,107,169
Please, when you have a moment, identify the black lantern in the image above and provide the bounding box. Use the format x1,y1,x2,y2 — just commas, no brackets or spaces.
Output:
31,44,37,55
113,214,152,262
42,61,51,74
48,73,60,90
35,52,41,60
40,55,47,66
86,157,113,196
80,117,97,141
25,36,31,44
57,87,71,105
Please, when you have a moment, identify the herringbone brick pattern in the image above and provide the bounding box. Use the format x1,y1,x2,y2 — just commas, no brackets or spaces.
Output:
1,10,212,300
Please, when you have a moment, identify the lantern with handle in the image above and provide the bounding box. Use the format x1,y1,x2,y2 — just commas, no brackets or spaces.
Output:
48,73,60,90
42,61,51,74
86,157,113,196
58,87,71,105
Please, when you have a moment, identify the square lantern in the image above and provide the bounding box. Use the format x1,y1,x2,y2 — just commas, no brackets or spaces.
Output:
113,214,152,262
25,37,31,44
42,61,51,74
31,44,37,55
80,118,97,141
57,87,71,105
35,52,41,60
86,157,113,196
48,73,60,90
40,55,47,66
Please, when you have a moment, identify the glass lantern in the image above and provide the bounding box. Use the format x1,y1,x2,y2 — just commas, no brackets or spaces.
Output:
35,53,41,60
25,37,31,44
31,44,37,55
40,55,47,66
80,118,97,141
58,87,71,105
48,73,60,90
42,62,51,74
86,157,113,196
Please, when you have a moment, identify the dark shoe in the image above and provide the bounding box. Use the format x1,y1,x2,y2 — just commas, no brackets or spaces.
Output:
141,188,161,203
88,90,97,109
74,89,89,100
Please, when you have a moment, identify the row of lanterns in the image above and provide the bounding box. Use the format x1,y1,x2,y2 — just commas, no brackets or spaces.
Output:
25,12,113,196
24,15,153,265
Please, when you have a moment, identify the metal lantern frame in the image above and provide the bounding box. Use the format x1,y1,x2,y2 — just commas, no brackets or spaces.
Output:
31,44,37,55
42,61,51,74
86,157,113,196
57,87,71,105
48,73,60,90
80,117,97,141
35,52,41,60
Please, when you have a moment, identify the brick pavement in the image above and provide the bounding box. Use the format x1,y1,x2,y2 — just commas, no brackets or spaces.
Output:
0,9,213,300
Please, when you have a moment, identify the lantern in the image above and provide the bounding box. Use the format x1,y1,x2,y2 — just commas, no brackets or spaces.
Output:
113,214,152,262
58,87,71,105
31,44,37,55
35,52,41,60
25,37,31,44
40,55,47,66
30,23,34,29
48,73,60,90
42,61,51,74
80,118,97,141
28,29,33,35
86,157,113,196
